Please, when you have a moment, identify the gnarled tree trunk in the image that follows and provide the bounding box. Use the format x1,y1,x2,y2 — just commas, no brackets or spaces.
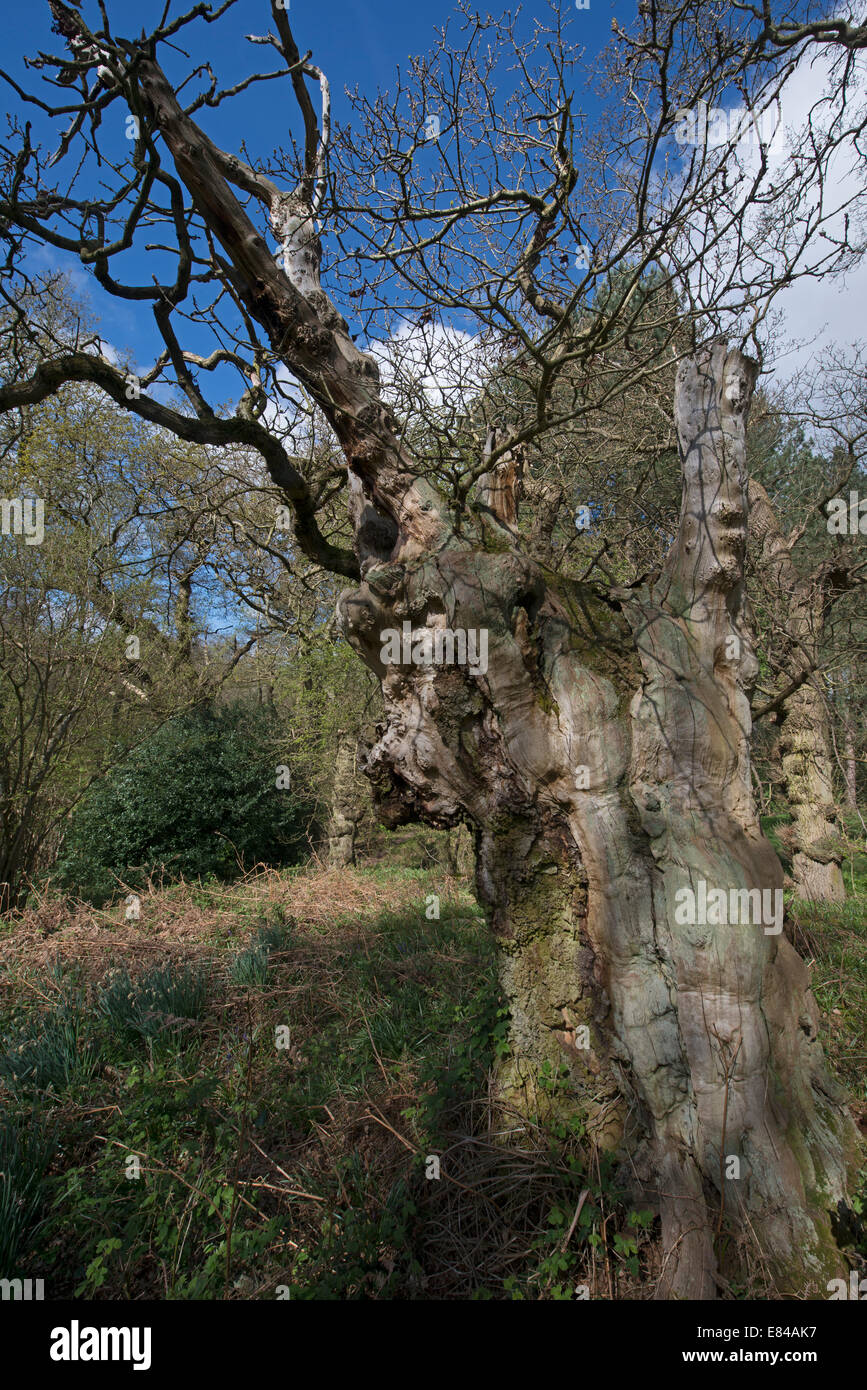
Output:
339,344,858,1298
845,725,858,812
779,683,846,901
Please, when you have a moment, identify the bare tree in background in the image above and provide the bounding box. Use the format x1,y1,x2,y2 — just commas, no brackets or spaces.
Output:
745,357,867,900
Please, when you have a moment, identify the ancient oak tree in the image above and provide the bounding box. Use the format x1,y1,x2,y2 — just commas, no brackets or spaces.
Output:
1,0,865,1296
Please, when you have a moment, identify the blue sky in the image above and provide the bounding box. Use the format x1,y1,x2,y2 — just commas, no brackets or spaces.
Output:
5,2,864,385
5,1,863,644
3,1,617,115
4,0,619,370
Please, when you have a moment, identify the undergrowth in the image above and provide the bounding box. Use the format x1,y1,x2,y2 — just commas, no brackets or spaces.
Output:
0,860,863,1299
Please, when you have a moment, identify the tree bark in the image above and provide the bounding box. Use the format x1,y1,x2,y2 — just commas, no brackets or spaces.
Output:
445,823,475,878
779,684,847,901
843,695,859,811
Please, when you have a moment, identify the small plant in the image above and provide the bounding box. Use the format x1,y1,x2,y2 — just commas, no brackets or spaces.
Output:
254,917,293,952
230,943,271,988
229,917,293,987
0,996,99,1092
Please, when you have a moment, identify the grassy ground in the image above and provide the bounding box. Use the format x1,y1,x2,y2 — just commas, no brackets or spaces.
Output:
0,857,865,1300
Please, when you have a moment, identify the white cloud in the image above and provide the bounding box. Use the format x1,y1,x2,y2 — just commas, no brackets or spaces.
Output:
367,321,488,416
759,46,867,376
671,43,867,377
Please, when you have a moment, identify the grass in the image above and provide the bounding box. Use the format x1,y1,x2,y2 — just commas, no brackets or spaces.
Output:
0,994,99,1091
0,865,507,1299
760,809,867,1110
0,856,864,1299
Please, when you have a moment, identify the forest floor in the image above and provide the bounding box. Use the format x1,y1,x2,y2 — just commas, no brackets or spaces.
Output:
0,858,865,1300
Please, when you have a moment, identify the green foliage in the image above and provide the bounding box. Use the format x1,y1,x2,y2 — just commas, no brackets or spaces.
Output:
3,862,862,1301
228,918,292,989
46,1052,281,1300
0,869,496,1298
493,1150,657,1301
790,879,867,1099
287,1164,422,1300
54,702,311,903
0,1002,99,1092
229,943,271,988
407,982,510,1131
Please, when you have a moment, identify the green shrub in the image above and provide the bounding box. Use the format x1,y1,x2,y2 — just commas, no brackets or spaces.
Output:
54,702,312,903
